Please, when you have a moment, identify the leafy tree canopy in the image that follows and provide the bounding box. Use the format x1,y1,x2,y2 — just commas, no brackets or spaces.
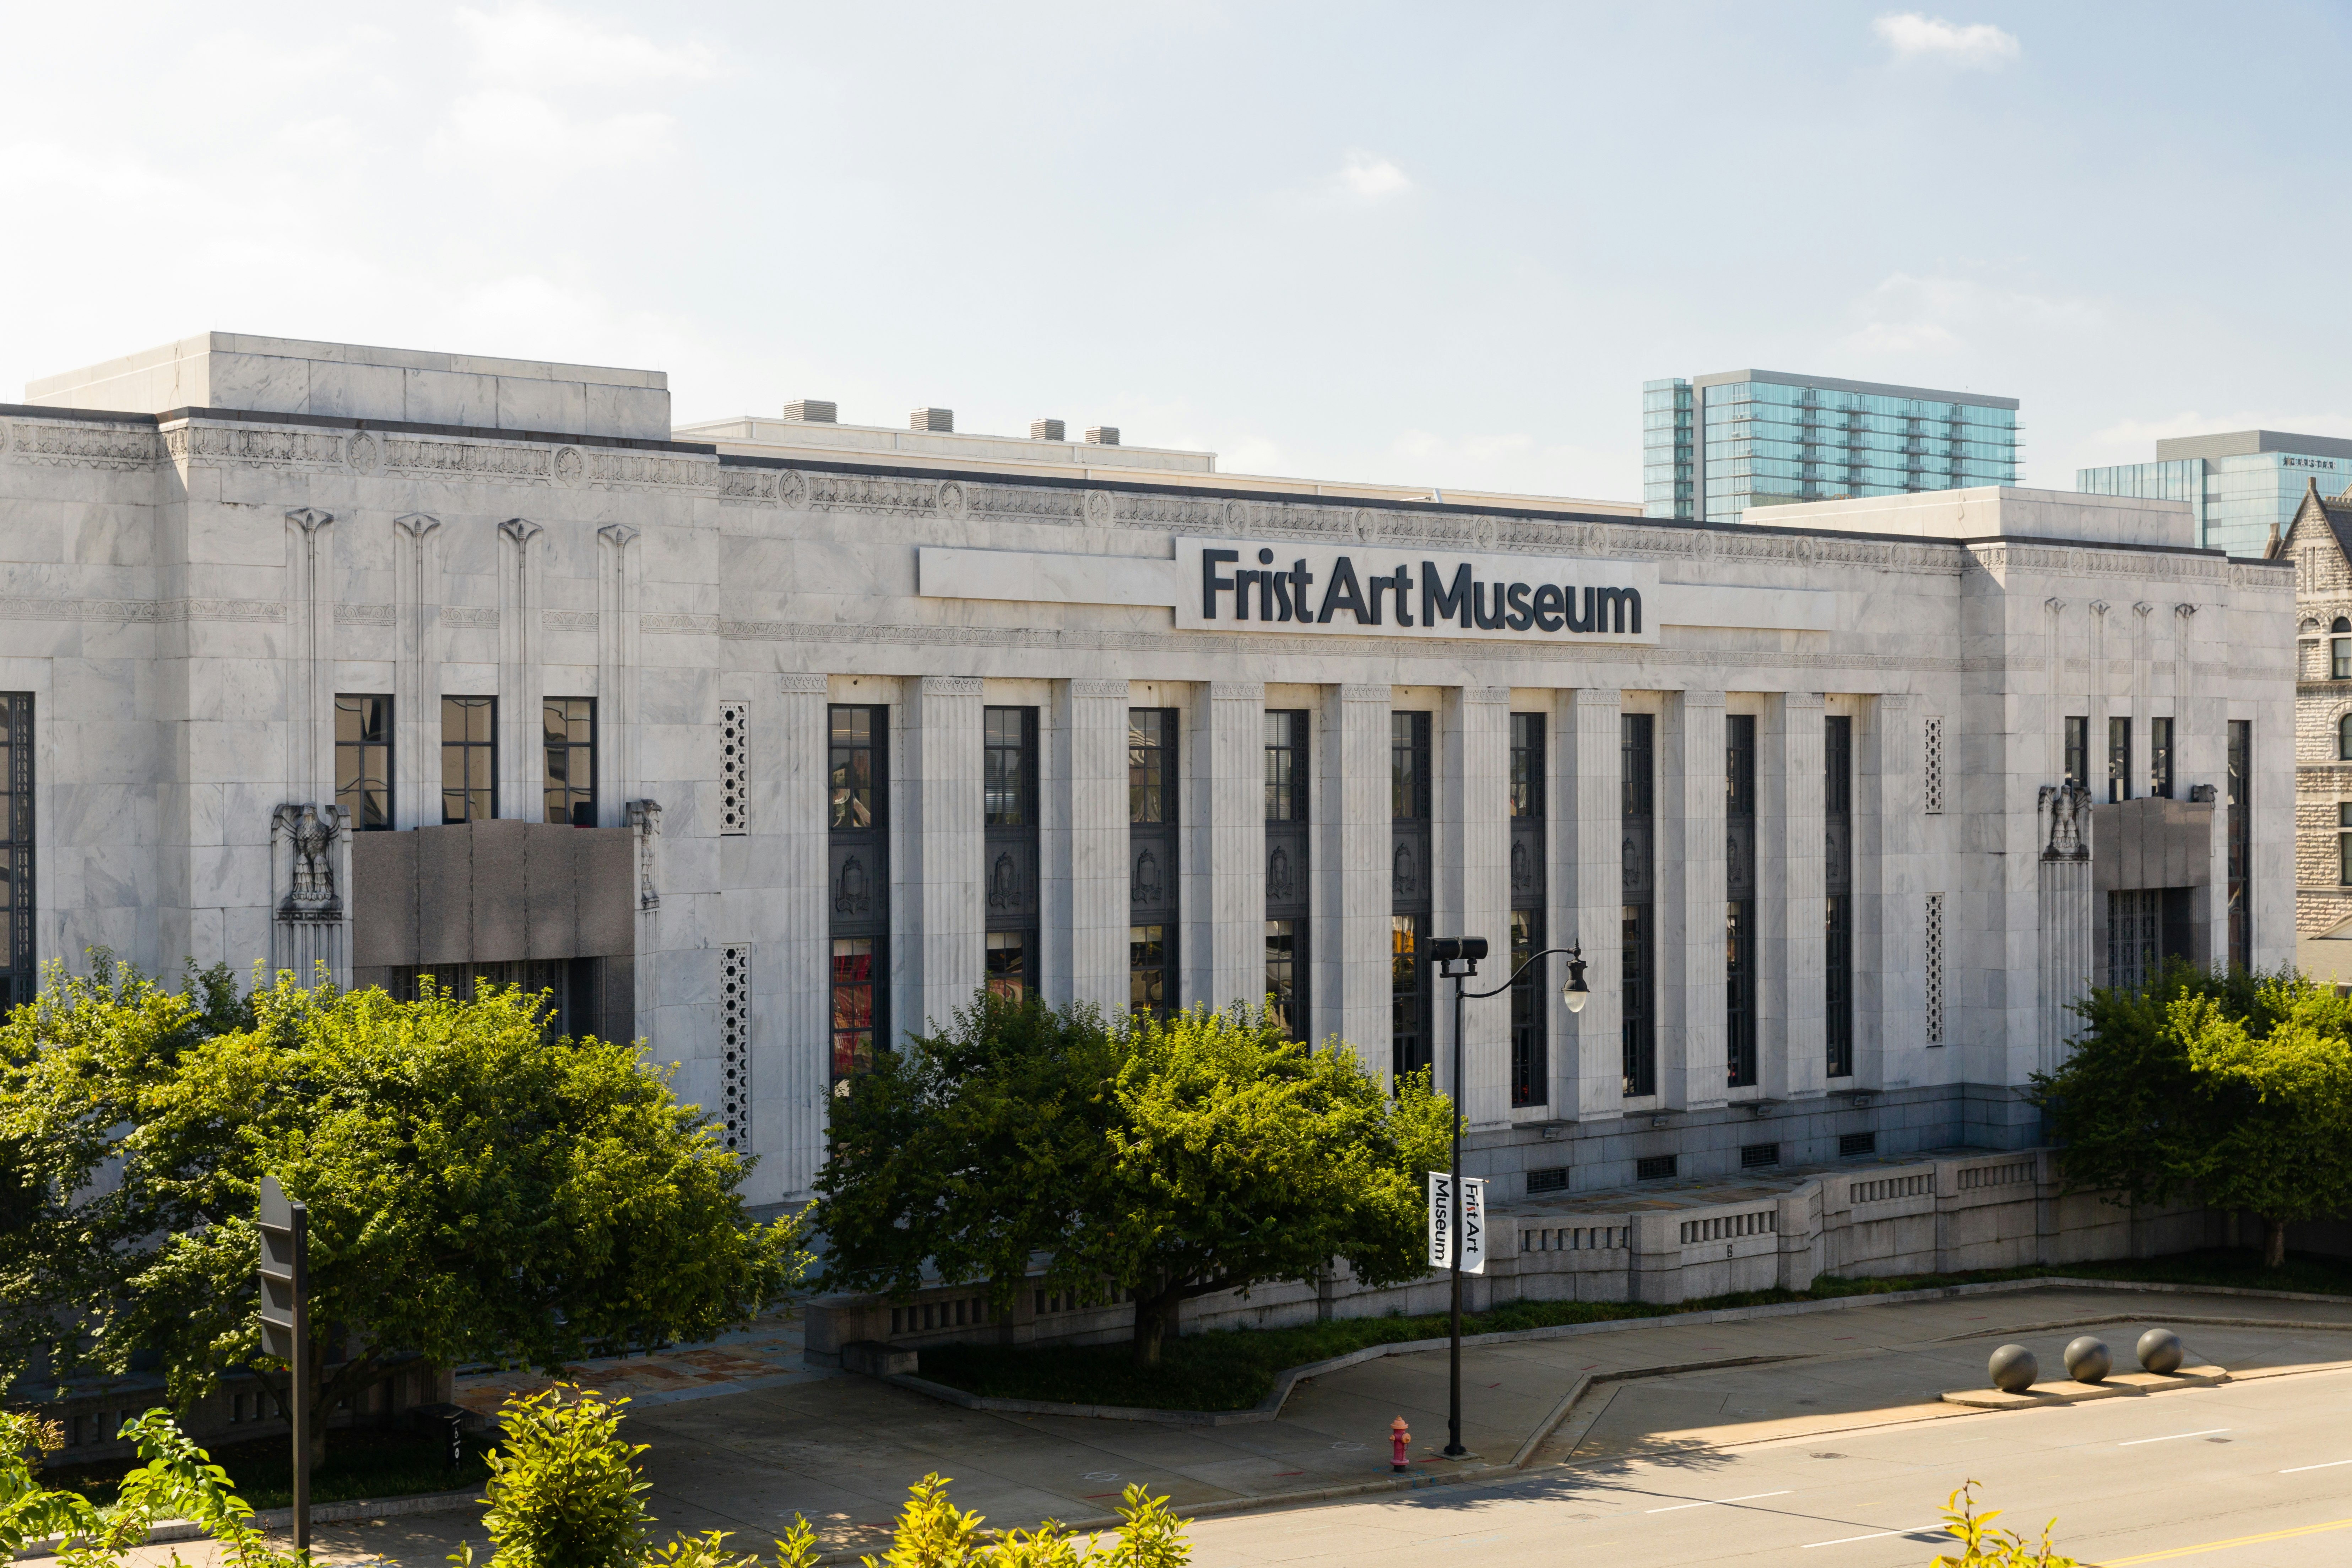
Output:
2037,962,2352,1266
0,962,807,1454
814,991,1451,1363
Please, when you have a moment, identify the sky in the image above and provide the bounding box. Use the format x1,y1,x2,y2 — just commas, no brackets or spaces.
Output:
2,1,2349,503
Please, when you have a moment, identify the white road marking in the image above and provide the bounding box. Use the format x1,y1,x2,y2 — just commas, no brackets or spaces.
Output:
2118,1428,2231,1446
1646,1490,1793,1512
1801,1525,1948,1548
2282,1459,2352,1473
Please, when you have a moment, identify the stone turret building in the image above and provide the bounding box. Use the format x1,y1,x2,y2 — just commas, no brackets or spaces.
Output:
2280,477,2352,982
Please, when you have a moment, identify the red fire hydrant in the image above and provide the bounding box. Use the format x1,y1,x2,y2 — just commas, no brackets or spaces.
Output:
1390,1416,1411,1472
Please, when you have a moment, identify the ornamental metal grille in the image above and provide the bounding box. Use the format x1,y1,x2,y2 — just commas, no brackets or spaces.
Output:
719,944,750,1151
719,702,748,835
1923,716,1944,814
1925,891,1945,1045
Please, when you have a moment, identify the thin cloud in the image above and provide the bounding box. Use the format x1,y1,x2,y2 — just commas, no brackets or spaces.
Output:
1872,13,2021,67
456,3,724,88
1841,272,2098,358
1335,150,1412,200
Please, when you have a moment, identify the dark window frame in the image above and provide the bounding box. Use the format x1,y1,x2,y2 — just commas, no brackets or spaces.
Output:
1129,708,1179,1018
1510,906,1545,1107
1265,709,1310,1041
2063,715,2089,790
2227,720,2251,970
1621,713,1657,1098
0,694,32,1004
2108,716,2132,803
984,706,1037,829
335,693,393,831
542,696,596,826
440,695,497,824
2149,716,2174,800
829,704,890,1087
1725,714,1757,1089
1392,913,1427,1080
1392,710,1431,823
1826,714,1855,1080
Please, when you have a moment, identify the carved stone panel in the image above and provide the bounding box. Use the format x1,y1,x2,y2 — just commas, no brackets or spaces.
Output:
1725,817,1756,902
984,840,1038,922
830,841,885,933
1391,824,1431,913
1129,832,1177,921
1266,824,1310,919
1621,821,1654,901
1824,818,1852,895
1510,820,1545,905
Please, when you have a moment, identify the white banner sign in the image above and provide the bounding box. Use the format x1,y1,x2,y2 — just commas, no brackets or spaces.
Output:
1426,1170,1487,1275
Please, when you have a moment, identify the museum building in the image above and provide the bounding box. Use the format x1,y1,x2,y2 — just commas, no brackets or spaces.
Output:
0,334,2296,1210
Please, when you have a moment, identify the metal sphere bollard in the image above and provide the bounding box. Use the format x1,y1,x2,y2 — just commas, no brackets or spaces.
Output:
2063,1335,2112,1383
1988,1343,2038,1393
2137,1328,2185,1375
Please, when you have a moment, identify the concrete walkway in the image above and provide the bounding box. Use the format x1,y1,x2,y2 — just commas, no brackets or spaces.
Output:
52,1285,2352,1568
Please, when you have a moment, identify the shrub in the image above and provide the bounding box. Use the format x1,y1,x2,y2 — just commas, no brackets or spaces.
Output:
1930,1481,2077,1567
473,1387,652,1568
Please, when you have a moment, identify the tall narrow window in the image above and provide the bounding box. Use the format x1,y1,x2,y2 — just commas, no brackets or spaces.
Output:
1922,715,1944,815
2148,717,2174,799
1391,915,1423,1079
1128,709,1178,1017
1265,710,1310,1040
441,696,496,823
1510,712,1546,1107
1391,711,1432,1080
2227,720,2250,971
829,704,888,1086
1725,714,1757,1089
335,694,393,830
1621,713,1656,1097
719,944,750,1152
2340,803,2352,886
2107,717,2132,803
0,694,32,1006
2334,615,2351,679
2063,716,2088,790
1825,714,1854,1080
719,701,749,835
983,706,1038,1001
1924,891,1945,1046
543,697,595,825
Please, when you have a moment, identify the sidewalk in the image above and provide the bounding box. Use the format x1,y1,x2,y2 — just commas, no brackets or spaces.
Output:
55,1284,2352,1568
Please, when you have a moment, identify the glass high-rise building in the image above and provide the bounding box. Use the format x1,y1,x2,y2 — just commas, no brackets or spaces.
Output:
1643,370,2021,523
2078,431,2352,559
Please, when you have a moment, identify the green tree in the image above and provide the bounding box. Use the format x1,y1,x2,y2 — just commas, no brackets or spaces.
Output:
815,992,1451,1366
2037,963,2352,1267
0,963,807,1461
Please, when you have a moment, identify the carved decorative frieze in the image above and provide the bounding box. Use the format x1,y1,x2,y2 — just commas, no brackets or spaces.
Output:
543,609,599,631
443,606,499,629
641,613,720,635
381,438,551,481
590,450,710,489
13,420,162,468
335,603,396,625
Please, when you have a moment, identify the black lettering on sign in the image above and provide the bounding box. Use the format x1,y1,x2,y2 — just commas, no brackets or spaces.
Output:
1594,586,1641,634
1473,581,1508,630
1530,583,1563,632
1423,561,1473,627
1318,556,1369,624
1504,582,1534,631
1565,585,1593,633
1290,560,1314,623
1391,565,1414,626
1201,549,1238,619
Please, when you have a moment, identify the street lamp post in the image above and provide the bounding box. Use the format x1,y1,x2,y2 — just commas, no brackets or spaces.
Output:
1427,937,1590,1458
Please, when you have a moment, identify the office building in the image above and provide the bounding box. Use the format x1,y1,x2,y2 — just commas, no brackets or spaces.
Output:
2081,430,2352,559
1644,370,2022,523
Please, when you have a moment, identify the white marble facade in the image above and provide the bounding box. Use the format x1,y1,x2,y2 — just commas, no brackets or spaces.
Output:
0,337,2298,1208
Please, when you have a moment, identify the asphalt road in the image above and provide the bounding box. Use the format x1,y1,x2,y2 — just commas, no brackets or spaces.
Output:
1183,1364,2352,1567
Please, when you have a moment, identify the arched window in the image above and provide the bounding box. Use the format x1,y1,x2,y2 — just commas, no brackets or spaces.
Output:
2339,713,2352,760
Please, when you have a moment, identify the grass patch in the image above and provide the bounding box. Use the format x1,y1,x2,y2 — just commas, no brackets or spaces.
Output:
44,1424,492,1512
916,1247,2352,1411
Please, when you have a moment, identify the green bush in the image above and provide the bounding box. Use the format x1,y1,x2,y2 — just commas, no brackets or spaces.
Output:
1930,1481,2077,1567
472,1387,653,1568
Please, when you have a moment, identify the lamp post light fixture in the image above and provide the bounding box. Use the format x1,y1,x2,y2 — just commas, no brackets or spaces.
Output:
1426,937,1591,1458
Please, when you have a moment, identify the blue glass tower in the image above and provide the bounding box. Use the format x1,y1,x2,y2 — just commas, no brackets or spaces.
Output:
1643,370,2021,523
2079,431,2352,558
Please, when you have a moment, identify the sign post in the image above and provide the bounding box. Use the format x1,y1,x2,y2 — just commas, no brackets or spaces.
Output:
258,1175,310,1552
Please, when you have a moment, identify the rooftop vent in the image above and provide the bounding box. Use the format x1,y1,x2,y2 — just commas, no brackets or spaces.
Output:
1085,426,1120,446
1030,419,1065,441
783,400,836,423
910,407,953,433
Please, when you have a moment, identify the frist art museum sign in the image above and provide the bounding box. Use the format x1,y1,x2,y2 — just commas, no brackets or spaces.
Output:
918,537,1841,640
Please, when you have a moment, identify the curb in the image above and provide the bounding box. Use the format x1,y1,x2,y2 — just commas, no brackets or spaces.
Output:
877,1275,2352,1425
